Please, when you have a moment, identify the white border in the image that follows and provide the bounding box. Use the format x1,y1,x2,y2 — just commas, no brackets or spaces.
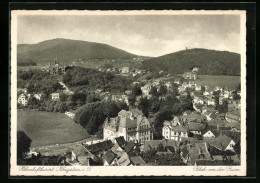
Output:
10,10,247,176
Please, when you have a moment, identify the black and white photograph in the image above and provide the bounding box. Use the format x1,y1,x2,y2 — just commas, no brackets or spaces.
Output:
10,10,246,176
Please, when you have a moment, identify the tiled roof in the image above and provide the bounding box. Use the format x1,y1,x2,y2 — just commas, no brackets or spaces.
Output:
85,140,113,154
172,125,189,133
117,152,131,166
130,156,146,165
188,122,206,131
103,150,116,164
73,145,88,156
210,134,233,150
189,142,211,165
181,146,190,158
124,141,135,154
115,136,127,148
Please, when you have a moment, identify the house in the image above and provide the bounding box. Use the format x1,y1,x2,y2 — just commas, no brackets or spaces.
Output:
65,111,75,119
174,78,182,85
162,121,189,141
187,122,206,135
206,112,218,121
219,96,224,105
178,86,186,93
111,94,129,105
192,67,199,72
18,94,28,106
233,100,241,110
207,99,216,106
51,93,59,100
125,90,132,95
141,84,152,96
193,103,202,113
183,72,197,80
103,149,117,166
195,85,202,91
201,128,216,138
180,112,206,124
70,144,100,166
142,139,181,153
84,140,114,156
130,156,146,166
225,110,241,123
180,142,211,165
34,94,42,100
117,152,132,166
103,109,153,143
124,141,135,154
209,134,236,151
121,67,130,74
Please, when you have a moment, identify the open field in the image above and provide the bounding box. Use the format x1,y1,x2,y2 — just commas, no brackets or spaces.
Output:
195,75,240,90
17,110,90,148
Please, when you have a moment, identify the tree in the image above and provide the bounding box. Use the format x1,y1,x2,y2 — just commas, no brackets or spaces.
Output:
157,143,165,152
232,91,241,100
149,96,160,113
17,131,32,160
150,86,158,97
132,85,142,96
158,85,167,96
128,93,136,107
137,97,150,118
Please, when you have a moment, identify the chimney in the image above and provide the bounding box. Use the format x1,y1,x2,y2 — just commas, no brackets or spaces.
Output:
217,125,219,131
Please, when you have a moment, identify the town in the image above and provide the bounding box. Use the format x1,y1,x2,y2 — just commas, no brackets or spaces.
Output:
17,56,241,167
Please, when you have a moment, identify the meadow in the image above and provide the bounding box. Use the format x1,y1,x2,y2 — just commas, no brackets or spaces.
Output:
195,75,241,90
17,110,90,148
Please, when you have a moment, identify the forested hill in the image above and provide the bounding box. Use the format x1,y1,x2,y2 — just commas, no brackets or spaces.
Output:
142,48,241,76
17,38,138,64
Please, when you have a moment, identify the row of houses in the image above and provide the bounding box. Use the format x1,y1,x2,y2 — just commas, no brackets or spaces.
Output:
66,136,146,166
18,93,42,106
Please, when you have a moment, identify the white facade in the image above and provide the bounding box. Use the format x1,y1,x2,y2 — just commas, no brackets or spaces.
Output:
34,94,42,100
51,93,59,100
18,94,28,106
225,140,236,151
162,125,188,141
202,130,215,138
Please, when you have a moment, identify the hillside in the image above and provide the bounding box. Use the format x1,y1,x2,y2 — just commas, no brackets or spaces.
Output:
142,48,241,76
17,38,139,64
18,110,89,147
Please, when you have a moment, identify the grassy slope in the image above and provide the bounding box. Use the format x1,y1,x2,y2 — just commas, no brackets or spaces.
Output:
195,75,240,90
17,110,89,147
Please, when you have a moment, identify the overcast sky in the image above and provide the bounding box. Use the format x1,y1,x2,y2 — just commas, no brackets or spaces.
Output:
17,15,241,57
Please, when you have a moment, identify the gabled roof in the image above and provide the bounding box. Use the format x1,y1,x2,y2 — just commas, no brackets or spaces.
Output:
124,141,135,154
103,150,116,164
115,136,127,148
130,156,146,165
172,125,189,133
188,122,206,131
201,128,216,136
189,142,211,165
181,146,190,158
209,112,217,119
85,140,113,154
73,145,89,157
117,152,131,166
210,134,233,150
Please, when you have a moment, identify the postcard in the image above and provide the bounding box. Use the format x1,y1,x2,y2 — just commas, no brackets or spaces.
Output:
10,10,246,176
